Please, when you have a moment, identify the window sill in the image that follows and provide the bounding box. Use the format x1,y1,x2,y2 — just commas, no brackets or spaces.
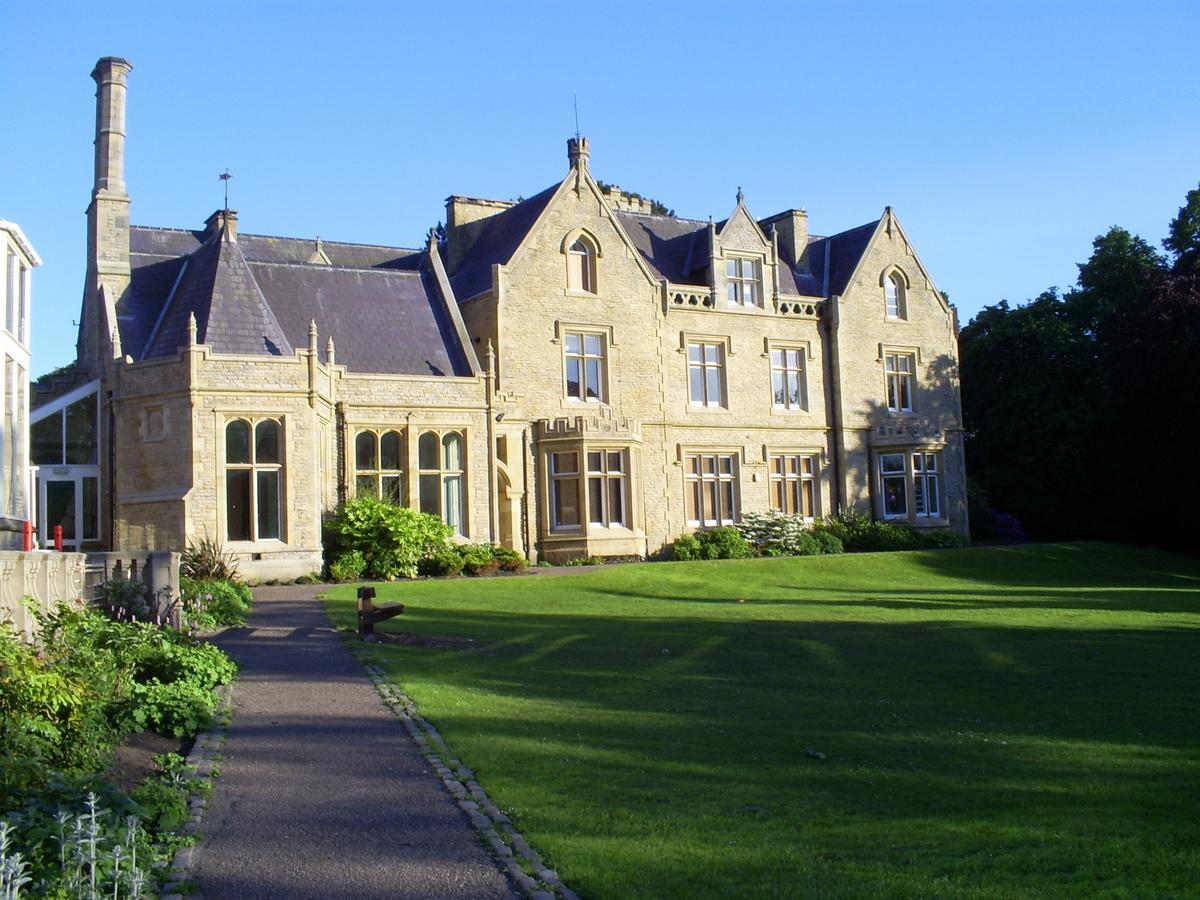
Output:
226,539,290,552
563,289,599,298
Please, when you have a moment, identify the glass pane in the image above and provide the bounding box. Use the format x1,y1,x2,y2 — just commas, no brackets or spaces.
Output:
82,476,98,540
255,420,279,464
381,431,402,470
381,475,403,505
607,451,623,471
587,451,602,472
721,481,735,522
65,394,98,465
706,368,721,405
727,283,739,303
554,478,579,527
772,371,785,406
356,432,377,470
886,355,897,373
705,344,720,363
883,474,907,516
45,480,76,541
688,344,701,363
771,349,782,368
926,453,938,472
356,474,378,498
584,334,601,356
31,413,63,465
689,366,705,404
788,350,801,368
226,420,251,465
565,333,581,355
703,481,717,524
585,360,602,400
257,470,280,539
802,480,814,517
418,432,439,470
609,478,624,525
719,456,733,476
588,477,604,524
887,376,898,410
928,475,940,516
686,480,699,522
566,359,582,398
552,452,577,475
226,470,251,541
442,433,462,470
444,475,463,534
788,372,802,407
881,454,905,473
726,259,738,276
899,377,911,410
570,240,587,255
702,456,715,475
802,457,814,475
419,474,440,516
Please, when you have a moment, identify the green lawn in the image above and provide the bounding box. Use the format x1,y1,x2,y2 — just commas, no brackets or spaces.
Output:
322,543,1200,899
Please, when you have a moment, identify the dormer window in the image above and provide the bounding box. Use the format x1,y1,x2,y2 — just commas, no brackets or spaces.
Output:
726,257,761,307
885,272,907,320
567,237,597,293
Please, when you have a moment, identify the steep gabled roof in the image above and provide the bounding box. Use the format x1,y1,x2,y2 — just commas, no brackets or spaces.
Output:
123,225,473,376
613,212,709,285
447,185,559,300
811,220,880,298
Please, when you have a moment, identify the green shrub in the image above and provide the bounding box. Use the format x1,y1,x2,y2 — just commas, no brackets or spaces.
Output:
913,529,970,549
737,511,837,556
672,535,702,561
460,545,501,577
810,529,844,555
180,577,253,627
181,535,241,582
124,679,219,738
696,527,753,560
326,498,452,580
418,546,465,577
328,550,367,583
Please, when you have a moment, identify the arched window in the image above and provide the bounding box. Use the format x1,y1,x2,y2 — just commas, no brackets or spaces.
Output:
355,429,405,503
566,236,597,293
885,272,906,319
226,418,283,542
418,430,466,535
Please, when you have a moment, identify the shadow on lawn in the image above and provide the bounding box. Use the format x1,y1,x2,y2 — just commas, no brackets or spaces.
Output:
356,604,1200,897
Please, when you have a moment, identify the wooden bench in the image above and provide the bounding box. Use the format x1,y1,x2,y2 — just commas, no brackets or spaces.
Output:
356,586,404,639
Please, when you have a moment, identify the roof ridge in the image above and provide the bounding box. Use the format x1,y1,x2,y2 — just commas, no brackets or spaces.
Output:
132,223,421,254
244,258,424,275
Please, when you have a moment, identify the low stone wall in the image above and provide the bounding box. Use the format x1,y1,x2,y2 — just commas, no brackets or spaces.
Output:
0,550,88,642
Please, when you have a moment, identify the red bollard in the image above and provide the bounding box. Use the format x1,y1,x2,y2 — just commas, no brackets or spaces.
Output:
53,525,64,552
22,521,33,552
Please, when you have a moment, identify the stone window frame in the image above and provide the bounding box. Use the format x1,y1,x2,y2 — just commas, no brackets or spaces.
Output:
546,444,634,534
354,428,406,504
764,338,812,413
767,451,820,520
880,345,921,414
680,332,733,410
224,416,286,545
417,429,467,537
880,265,911,322
561,229,601,295
876,448,945,523
724,254,764,308
682,448,741,528
561,329,608,404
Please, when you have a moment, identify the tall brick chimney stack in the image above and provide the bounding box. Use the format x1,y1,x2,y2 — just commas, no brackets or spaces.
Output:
79,57,133,370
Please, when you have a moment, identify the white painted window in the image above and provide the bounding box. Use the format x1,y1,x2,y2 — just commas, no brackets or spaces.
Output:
355,429,405,504
586,450,626,527
879,453,907,518
567,237,597,293
564,332,606,402
688,342,725,407
226,419,283,542
913,452,940,518
770,454,817,519
725,257,760,307
550,451,581,530
419,430,466,536
771,347,807,410
885,273,906,319
885,352,915,412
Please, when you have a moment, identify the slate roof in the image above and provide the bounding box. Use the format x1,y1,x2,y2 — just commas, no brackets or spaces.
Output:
448,185,558,301
815,220,880,298
124,225,471,377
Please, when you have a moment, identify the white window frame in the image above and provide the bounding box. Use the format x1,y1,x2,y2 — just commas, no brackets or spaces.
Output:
885,273,907,320
586,449,627,528
725,256,761,307
418,430,467,536
884,352,915,413
684,452,739,527
770,346,808,411
549,450,582,531
566,234,598,294
225,418,285,544
563,331,607,403
878,452,908,519
687,341,726,408
354,428,406,504
913,452,940,518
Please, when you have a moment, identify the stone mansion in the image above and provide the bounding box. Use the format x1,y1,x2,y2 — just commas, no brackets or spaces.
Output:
31,57,967,578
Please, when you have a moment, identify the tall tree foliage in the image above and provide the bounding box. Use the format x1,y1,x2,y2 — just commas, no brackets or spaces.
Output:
960,185,1200,551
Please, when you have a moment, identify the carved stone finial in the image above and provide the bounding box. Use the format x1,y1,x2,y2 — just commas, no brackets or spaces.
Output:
308,319,318,351
187,311,197,344
736,186,744,205
326,335,336,365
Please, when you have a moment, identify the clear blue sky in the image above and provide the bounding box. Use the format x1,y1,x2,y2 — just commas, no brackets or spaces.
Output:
3,0,1197,376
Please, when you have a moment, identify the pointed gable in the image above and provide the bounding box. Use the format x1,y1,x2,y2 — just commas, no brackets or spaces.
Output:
447,185,559,301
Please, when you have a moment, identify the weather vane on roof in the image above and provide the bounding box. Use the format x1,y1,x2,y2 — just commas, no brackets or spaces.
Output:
219,169,233,212
573,91,581,142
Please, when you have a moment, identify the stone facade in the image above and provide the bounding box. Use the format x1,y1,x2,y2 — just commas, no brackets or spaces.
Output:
32,58,967,578
0,219,38,549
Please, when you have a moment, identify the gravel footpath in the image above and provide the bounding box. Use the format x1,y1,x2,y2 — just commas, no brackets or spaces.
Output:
186,584,515,899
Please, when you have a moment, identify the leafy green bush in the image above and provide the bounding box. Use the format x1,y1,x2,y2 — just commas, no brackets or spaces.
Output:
672,534,701,561
328,550,367,583
181,535,241,582
912,529,970,549
696,527,753,560
737,511,840,556
810,529,844,555
418,546,465,577
326,498,452,580
180,577,253,627
124,679,220,738
421,544,528,577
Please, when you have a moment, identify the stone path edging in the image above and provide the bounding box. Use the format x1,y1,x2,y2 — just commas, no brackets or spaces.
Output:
159,681,233,900
352,650,581,900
